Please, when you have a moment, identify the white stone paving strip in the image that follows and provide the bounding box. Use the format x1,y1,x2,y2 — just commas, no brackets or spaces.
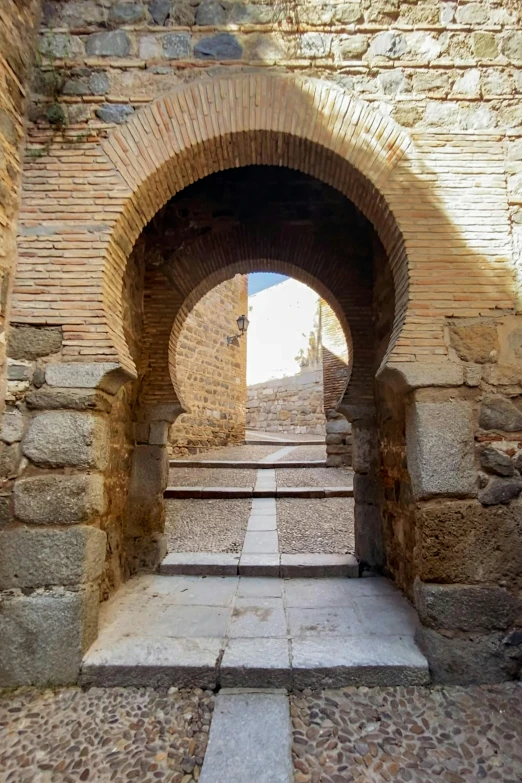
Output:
199,691,293,783
260,446,297,462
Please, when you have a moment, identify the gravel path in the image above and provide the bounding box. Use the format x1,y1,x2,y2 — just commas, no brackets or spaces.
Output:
0,686,214,783
276,468,353,488
172,444,280,462
277,498,354,553
168,468,257,487
279,445,327,461
290,683,522,783
165,499,250,553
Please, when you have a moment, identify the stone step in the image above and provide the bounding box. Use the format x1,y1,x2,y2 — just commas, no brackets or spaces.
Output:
245,439,325,446
169,459,327,468
199,691,293,783
164,486,353,499
80,575,430,689
160,552,360,578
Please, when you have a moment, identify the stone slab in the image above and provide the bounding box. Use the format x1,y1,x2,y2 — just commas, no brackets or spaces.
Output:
239,554,281,576
242,530,279,554
247,439,324,446
237,577,283,598
246,515,277,531
280,554,359,578
283,577,395,608
168,460,326,468
160,552,240,576
354,595,419,636
287,606,363,637
228,597,287,638
276,487,325,498
164,487,251,498
81,637,223,688
291,635,430,688
199,692,293,783
220,638,291,688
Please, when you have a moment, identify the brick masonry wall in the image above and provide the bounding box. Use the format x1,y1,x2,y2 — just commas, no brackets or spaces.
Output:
247,369,326,435
0,1,39,414
169,275,247,454
12,0,521,372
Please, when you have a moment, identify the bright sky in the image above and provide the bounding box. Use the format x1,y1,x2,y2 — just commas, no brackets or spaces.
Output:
248,272,288,295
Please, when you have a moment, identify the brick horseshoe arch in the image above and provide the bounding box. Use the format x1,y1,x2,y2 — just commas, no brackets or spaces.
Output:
100,72,412,377
167,257,354,416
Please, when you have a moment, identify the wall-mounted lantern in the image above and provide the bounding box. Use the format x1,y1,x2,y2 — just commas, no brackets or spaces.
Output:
227,314,249,345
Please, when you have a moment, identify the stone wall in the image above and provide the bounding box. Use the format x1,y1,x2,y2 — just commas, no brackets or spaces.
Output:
321,300,352,466
0,2,40,414
247,369,325,435
169,275,247,455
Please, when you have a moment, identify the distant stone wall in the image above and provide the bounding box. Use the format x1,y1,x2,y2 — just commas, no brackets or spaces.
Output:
0,2,39,414
169,275,247,455
320,301,352,467
247,369,325,435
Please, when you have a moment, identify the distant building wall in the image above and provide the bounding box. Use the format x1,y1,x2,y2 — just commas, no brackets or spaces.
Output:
169,275,247,455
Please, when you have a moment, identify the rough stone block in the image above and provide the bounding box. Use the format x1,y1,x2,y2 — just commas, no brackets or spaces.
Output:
7,360,33,382
406,400,476,499
478,476,522,506
418,500,522,584
14,474,105,525
163,32,191,59
414,581,517,632
23,411,109,469
479,446,515,477
351,426,377,473
354,503,384,568
325,418,350,434
1,407,24,444
196,0,227,25
479,395,522,432
353,472,380,505
149,0,171,25
26,388,114,412
85,31,131,57
96,104,134,124
416,627,520,684
0,442,21,477
194,33,242,60
0,525,106,589
129,444,169,496
0,586,99,686
45,362,128,393
449,321,499,363
108,3,145,24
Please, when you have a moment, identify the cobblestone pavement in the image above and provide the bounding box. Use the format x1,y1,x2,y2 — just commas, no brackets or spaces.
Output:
279,445,327,461
290,684,522,783
165,499,250,552
0,686,214,783
173,444,279,462
277,498,355,554
276,467,353,488
168,467,256,487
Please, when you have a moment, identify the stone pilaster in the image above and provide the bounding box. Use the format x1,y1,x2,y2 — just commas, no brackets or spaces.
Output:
0,361,132,686
125,402,182,574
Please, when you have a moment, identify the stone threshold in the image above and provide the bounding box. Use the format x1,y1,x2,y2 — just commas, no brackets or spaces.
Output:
169,459,327,468
164,486,353,499
159,552,360,578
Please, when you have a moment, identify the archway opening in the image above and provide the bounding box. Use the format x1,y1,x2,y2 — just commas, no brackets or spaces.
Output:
121,164,396,575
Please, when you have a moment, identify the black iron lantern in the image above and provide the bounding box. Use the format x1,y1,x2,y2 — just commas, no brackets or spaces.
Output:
227,314,249,345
